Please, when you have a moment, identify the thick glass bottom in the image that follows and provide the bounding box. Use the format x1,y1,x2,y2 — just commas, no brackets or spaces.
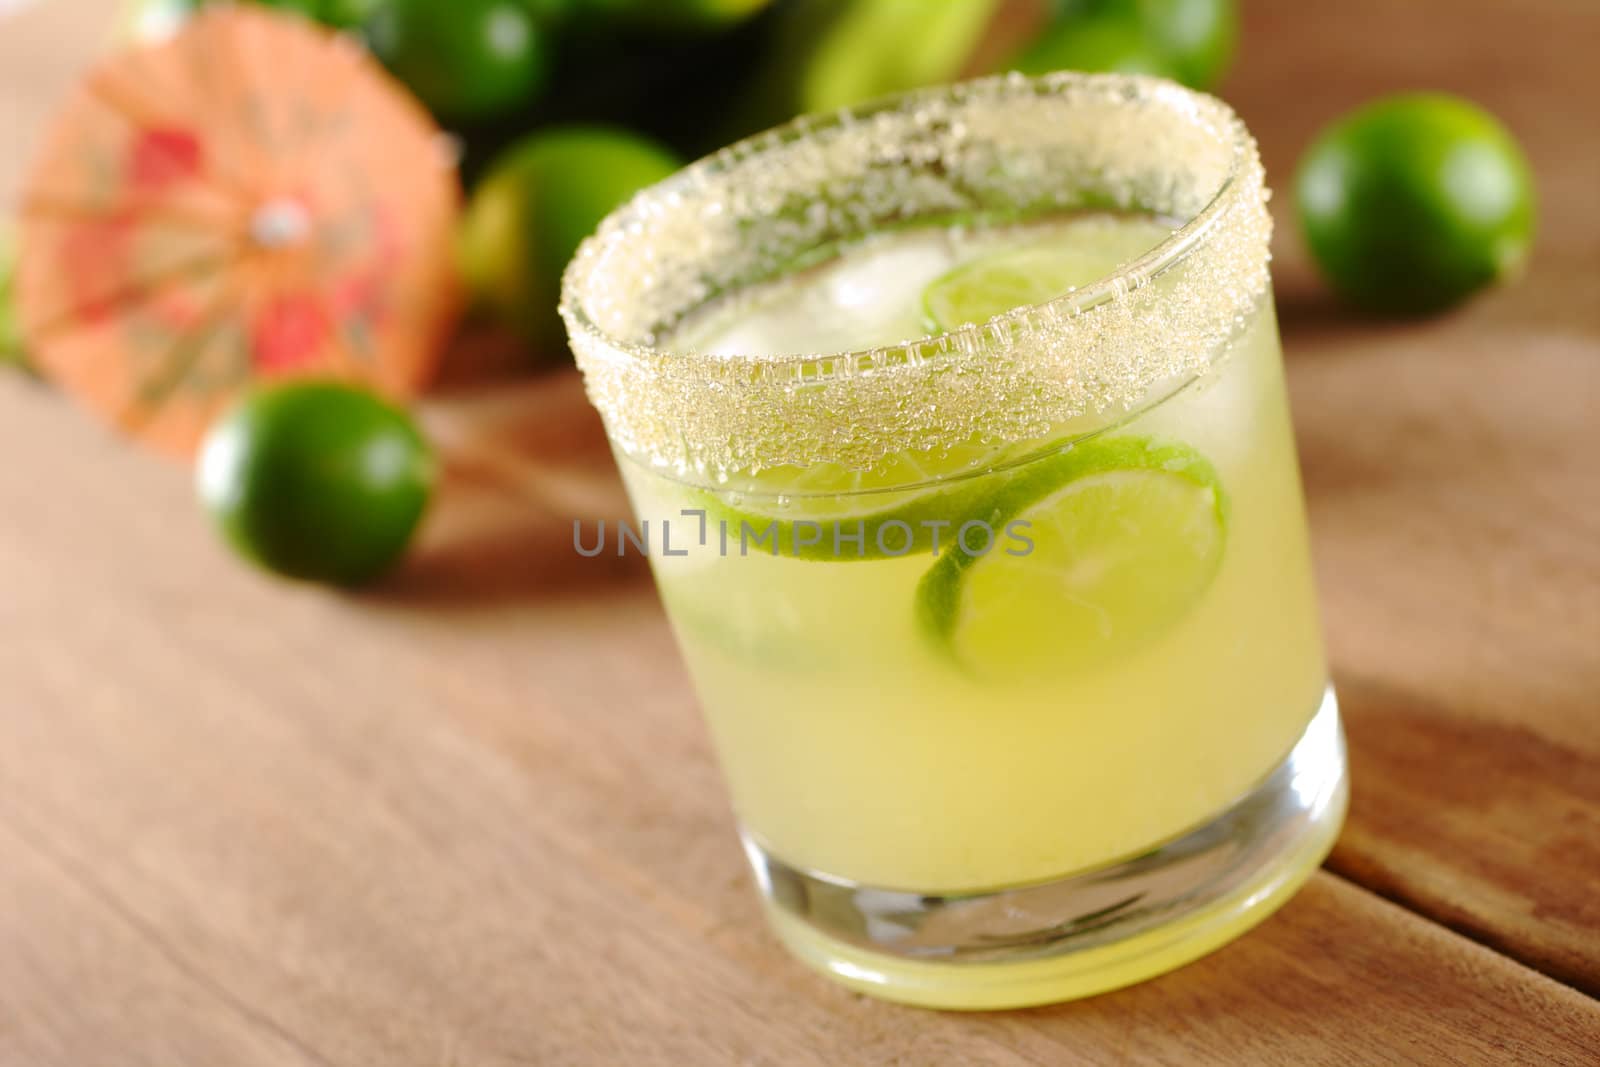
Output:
743,686,1347,1010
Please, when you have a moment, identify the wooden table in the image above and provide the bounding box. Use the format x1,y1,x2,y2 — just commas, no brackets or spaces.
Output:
2,1,1597,1062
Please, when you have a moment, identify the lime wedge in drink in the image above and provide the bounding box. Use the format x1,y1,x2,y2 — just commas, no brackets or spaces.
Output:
916,436,1227,677
689,442,1015,562
921,221,1168,332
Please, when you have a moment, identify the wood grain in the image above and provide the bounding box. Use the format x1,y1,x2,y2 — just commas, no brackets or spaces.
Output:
3,0,1600,1061
1,371,1597,1067
0,372,1595,1066
1234,0,1600,993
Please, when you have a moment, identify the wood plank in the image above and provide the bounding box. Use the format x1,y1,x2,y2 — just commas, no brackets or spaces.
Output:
0,818,321,1067
1226,0,1600,992
1287,291,1600,995
1,376,1597,1066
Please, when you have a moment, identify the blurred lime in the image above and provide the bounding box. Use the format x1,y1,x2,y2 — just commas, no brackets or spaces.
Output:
1296,93,1536,314
568,0,771,31
726,0,997,136
798,0,999,112
197,382,434,586
316,0,385,27
365,0,551,122
458,125,681,354
1126,0,1234,89
1011,15,1174,78
1010,0,1233,90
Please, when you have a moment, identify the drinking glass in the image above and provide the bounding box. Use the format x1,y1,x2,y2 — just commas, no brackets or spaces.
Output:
561,72,1347,1009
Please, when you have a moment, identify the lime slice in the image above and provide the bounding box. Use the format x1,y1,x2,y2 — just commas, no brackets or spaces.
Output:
915,436,1227,677
920,218,1173,332
690,442,1016,562
922,243,1099,332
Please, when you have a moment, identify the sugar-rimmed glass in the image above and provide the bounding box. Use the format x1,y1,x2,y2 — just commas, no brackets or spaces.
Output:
562,72,1347,1010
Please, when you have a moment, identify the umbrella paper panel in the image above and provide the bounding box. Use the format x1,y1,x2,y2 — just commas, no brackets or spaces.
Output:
15,6,461,455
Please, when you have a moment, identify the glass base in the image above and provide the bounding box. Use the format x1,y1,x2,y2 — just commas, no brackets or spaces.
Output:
743,686,1347,1010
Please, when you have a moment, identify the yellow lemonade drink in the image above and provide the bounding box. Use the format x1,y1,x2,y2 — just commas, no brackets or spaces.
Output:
563,74,1347,1009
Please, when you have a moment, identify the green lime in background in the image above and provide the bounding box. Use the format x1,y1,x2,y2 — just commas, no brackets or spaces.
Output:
1296,92,1536,315
1011,0,1234,90
1011,10,1176,80
457,125,681,354
724,0,997,137
315,0,385,27
1128,0,1235,90
198,382,435,586
365,0,552,122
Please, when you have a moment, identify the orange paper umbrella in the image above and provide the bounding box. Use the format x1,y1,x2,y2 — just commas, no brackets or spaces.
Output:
14,5,460,456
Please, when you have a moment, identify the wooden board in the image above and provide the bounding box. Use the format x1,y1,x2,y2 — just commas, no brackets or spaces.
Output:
1229,0,1600,995
2,0,1598,1061
1,383,1596,1067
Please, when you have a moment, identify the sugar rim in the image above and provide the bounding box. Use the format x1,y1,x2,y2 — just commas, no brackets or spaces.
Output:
560,71,1272,479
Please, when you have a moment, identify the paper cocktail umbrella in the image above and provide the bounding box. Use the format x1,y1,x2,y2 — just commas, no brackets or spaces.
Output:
14,6,460,455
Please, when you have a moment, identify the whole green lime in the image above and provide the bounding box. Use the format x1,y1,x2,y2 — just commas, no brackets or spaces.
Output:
1125,0,1235,90
364,0,551,122
458,125,681,353
1296,93,1536,314
1009,0,1233,89
198,382,434,586
1011,15,1176,78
